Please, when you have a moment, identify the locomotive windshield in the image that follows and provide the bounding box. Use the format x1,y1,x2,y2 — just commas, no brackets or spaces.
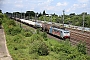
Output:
64,32,69,33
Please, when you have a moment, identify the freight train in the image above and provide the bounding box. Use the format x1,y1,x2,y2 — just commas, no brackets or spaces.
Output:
14,18,70,39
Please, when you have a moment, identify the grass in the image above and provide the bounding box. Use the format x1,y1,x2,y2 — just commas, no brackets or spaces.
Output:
4,19,90,60
5,29,63,60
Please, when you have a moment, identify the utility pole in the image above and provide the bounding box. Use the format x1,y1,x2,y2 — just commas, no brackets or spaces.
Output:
13,13,15,18
21,12,22,19
20,11,22,28
43,14,46,32
29,13,30,19
44,15,45,22
11,13,13,18
24,13,25,19
49,14,52,22
13,13,14,18
16,13,17,18
83,12,85,31
21,9,22,19
35,13,36,21
63,10,65,28
36,13,39,20
51,14,52,23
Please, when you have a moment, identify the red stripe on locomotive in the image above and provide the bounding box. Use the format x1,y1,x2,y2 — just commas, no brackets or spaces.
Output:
52,30,60,36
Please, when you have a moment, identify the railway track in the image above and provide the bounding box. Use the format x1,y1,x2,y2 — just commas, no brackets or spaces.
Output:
68,28,90,54
15,19,90,54
15,20,63,42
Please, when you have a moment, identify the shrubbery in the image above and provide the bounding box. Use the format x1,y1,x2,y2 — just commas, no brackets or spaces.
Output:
6,26,21,36
77,41,86,54
1,14,90,60
29,34,49,56
2,18,21,36
45,39,90,60
0,18,2,28
24,32,32,37
0,13,4,19
0,18,2,25
6,20,16,26
42,32,47,41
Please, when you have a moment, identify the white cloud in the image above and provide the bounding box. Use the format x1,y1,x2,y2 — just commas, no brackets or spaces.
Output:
46,6,54,10
37,0,54,11
47,0,53,2
15,4,23,8
66,8,71,12
0,0,3,4
66,4,77,12
77,0,89,3
0,0,9,4
56,2,68,6
14,0,24,9
38,0,53,5
82,4,87,8
66,3,88,13
1,0,90,14
14,0,23,4
73,4,79,10
73,3,87,9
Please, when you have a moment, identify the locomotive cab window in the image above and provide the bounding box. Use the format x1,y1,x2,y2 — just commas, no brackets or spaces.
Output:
64,32,69,33
60,31,62,33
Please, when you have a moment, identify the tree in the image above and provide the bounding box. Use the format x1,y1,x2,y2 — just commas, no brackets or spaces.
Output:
38,12,42,17
81,12,87,15
26,11,35,17
0,13,4,19
87,19,90,28
0,10,2,13
43,10,46,15
13,12,20,18
69,13,75,16
19,12,25,19
5,12,12,17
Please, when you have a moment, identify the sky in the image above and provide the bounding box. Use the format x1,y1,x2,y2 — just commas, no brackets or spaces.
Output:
0,0,90,15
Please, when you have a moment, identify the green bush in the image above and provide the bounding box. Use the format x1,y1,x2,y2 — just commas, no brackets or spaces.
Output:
36,28,41,34
0,13,4,19
24,32,32,37
30,34,44,43
51,40,71,54
21,28,33,37
13,34,23,43
30,53,39,59
29,34,49,56
2,13,90,60
0,18,2,28
0,18,2,25
29,41,49,56
6,26,21,36
42,32,47,41
38,42,49,55
3,18,20,36
77,41,86,54
6,20,16,26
